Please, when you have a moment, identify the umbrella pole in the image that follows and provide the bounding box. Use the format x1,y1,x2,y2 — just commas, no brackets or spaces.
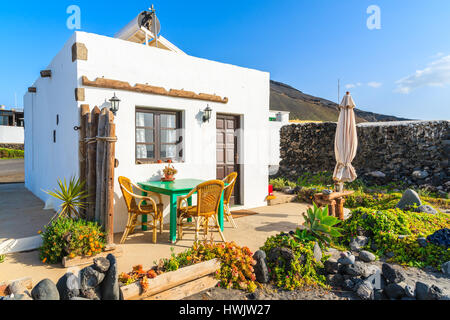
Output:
334,182,344,193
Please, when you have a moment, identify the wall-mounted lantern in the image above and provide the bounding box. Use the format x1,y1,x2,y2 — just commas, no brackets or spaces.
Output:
109,92,121,115
202,105,212,123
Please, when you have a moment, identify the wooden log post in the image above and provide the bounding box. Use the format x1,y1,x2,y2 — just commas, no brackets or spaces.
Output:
336,198,346,221
86,107,100,221
95,109,107,224
79,105,90,217
104,110,116,244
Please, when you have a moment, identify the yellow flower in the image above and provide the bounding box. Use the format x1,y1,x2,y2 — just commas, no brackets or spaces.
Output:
37,230,42,234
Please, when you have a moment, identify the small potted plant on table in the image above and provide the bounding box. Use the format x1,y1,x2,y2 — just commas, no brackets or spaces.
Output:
162,164,178,182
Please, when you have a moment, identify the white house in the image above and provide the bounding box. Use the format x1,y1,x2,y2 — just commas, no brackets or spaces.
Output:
24,18,270,233
268,110,290,175
0,107,24,145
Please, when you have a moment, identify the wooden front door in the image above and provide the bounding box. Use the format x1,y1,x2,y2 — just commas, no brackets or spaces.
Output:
216,114,241,205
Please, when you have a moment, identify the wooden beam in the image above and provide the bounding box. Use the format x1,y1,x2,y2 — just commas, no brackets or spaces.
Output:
104,110,116,244
121,259,221,300
75,88,85,101
40,70,52,78
95,109,107,224
81,76,229,104
86,106,100,221
72,42,88,62
79,104,90,217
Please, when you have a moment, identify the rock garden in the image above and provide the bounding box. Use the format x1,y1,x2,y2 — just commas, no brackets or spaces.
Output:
1,171,449,300
0,254,121,300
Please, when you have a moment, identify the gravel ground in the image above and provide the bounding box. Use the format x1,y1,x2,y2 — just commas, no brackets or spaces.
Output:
186,250,450,301
185,284,355,301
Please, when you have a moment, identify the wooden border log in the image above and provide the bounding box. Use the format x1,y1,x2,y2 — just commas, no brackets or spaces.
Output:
104,110,116,244
62,246,122,268
121,259,221,300
95,109,107,223
86,107,100,221
147,275,218,300
80,105,91,216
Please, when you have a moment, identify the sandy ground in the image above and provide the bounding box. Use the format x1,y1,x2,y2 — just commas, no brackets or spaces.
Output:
0,183,309,285
0,159,24,183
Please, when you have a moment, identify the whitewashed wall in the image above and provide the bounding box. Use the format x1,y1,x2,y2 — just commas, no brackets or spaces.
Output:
0,126,24,144
24,33,80,202
25,31,270,233
268,111,290,167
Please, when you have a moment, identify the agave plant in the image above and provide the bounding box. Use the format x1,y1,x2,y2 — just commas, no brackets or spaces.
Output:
297,203,343,247
45,177,89,222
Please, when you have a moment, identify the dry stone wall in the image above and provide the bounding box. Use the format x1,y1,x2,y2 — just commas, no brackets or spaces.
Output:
0,143,24,150
278,121,450,192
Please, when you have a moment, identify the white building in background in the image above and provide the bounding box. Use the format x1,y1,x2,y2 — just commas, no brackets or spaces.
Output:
0,107,24,145
268,110,290,175
24,13,270,233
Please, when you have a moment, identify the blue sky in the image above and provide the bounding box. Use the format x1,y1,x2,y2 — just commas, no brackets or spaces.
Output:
1,0,449,120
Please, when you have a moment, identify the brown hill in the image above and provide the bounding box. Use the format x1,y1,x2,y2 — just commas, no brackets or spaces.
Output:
270,80,409,123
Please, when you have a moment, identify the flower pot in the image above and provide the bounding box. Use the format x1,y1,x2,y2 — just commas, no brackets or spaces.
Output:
162,174,175,182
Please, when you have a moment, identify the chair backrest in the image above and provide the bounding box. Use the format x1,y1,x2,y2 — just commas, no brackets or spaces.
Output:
194,180,225,216
223,172,238,205
118,176,137,211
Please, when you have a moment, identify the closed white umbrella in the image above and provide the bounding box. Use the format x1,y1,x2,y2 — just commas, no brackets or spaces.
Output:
333,92,358,191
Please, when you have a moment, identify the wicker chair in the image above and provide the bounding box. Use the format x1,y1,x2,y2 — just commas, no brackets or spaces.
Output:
177,180,226,243
118,176,164,244
222,172,238,228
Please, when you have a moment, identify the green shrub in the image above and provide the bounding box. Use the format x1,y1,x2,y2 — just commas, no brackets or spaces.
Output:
39,217,106,264
261,233,328,291
340,208,450,268
0,148,24,159
344,191,401,210
297,187,321,203
296,171,334,188
270,178,296,191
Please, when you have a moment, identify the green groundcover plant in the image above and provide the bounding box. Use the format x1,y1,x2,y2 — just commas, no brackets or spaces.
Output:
340,208,450,268
39,217,106,264
260,234,329,291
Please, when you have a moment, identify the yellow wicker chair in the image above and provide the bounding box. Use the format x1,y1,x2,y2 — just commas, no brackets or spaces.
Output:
222,172,238,228
118,176,164,244
177,180,226,243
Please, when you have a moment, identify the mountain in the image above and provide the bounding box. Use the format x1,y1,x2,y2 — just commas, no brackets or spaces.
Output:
270,80,409,123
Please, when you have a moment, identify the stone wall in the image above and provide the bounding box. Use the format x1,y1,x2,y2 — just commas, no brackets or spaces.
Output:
0,143,24,150
278,121,450,192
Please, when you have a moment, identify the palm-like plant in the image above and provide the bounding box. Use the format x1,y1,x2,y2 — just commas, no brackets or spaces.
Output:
297,203,343,247
45,177,89,222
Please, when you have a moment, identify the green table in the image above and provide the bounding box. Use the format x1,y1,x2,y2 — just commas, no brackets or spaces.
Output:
138,179,225,244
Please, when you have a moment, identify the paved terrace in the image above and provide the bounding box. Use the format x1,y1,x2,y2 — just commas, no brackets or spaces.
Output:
0,183,308,284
